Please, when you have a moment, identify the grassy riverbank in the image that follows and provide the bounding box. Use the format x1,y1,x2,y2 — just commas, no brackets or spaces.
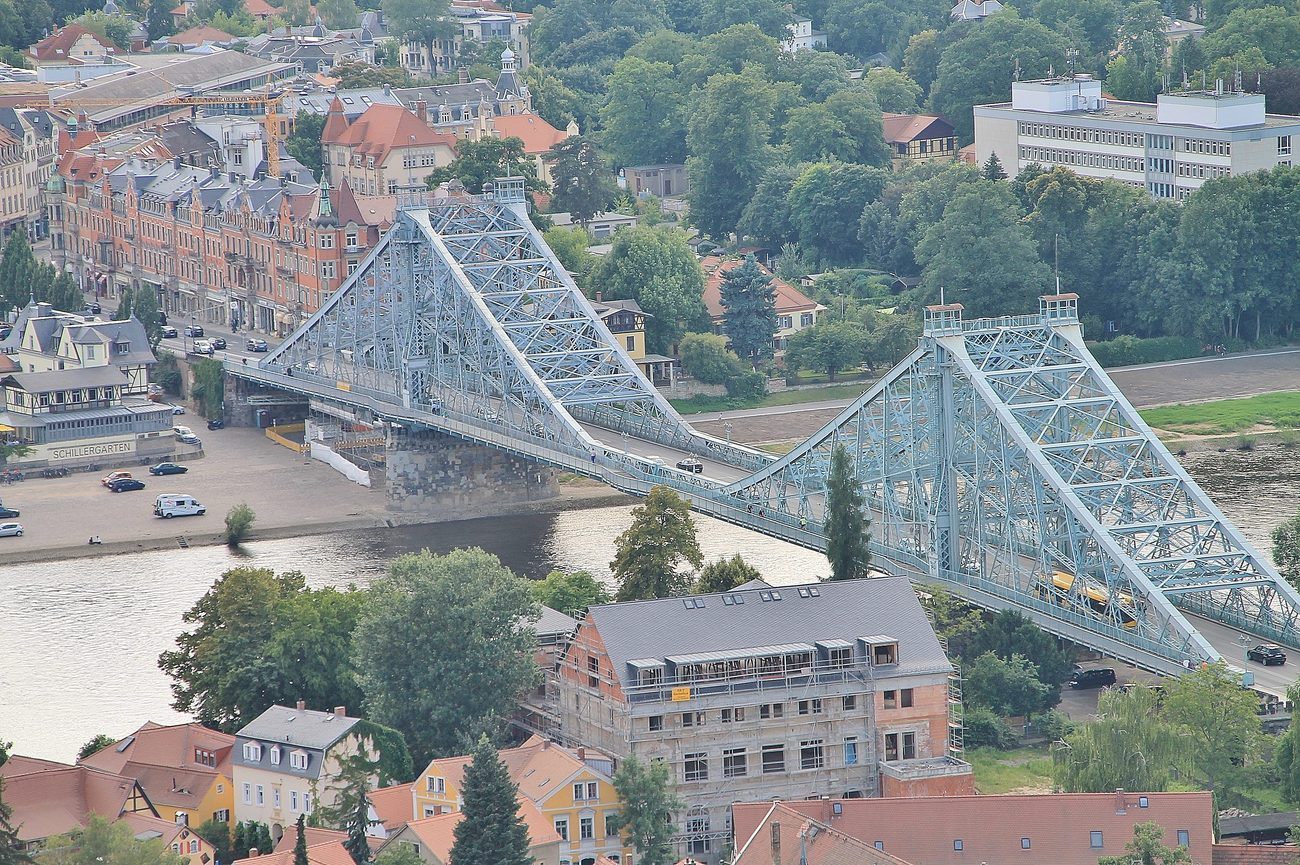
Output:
1139,391,1300,435
669,382,869,414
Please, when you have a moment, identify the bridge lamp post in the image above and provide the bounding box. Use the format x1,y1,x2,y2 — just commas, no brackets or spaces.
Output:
724,421,733,444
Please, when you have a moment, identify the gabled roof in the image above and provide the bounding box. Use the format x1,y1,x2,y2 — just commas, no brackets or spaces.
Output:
236,704,361,752
79,722,234,810
167,24,237,45
333,178,396,227
237,840,353,865
734,802,915,865
3,366,129,394
700,255,823,319
384,797,561,863
0,755,71,778
29,25,121,63
881,112,955,144
581,577,950,689
492,113,567,154
369,783,415,830
0,763,156,842
419,735,592,804
327,103,456,164
273,827,349,853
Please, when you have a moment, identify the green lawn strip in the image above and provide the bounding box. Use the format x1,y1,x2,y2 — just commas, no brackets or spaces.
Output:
670,382,870,415
1138,391,1300,435
756,441,798,456
964,746,1055,794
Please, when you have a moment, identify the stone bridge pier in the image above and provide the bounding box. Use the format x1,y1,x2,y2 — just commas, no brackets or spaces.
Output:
385,427,559,520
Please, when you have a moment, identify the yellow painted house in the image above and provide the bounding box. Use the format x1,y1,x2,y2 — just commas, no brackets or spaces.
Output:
591,296,674,386
412,736,630,865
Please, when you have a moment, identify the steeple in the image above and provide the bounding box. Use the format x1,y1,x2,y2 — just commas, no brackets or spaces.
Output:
318,177,332,218
321,96,348,143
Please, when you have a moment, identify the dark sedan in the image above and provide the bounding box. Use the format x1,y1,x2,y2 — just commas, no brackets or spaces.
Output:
149,462,189,476
108,478,146,493
1248,644,1287,666
0,506,18,518
246,338,269,352
211,337,227,350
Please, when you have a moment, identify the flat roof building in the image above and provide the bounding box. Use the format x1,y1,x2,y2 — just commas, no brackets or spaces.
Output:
974,75,1300,200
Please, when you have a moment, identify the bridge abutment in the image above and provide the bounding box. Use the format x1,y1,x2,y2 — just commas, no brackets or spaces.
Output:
385,428,559,519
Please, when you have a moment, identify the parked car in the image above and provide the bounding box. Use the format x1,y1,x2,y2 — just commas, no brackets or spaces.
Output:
0,506,19,518
192,339,214,355
1069,667,1117,689
154,493,206,518
147,384,163,395
676,457,704,474
83,302,101,315
211,337,227,350
171,405,185,415
206,419,225,430
184,324,205,338
0,522,23,537
173,426,201,445
246,338,269,352
161,325,178,338
109,477,146,493
149,462,188,476
101,470,133,487
1248,644,1287,666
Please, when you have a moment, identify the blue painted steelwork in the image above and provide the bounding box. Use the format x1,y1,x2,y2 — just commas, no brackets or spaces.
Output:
231,189,1300,675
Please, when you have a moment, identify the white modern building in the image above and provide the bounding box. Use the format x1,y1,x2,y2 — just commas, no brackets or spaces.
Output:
782,18,827,52
974,75,1300,201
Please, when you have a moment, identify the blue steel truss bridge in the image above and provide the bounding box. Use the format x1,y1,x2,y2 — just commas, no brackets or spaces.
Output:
227,178,1300,682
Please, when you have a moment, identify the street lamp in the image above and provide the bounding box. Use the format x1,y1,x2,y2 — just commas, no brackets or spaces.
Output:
724,420,733,444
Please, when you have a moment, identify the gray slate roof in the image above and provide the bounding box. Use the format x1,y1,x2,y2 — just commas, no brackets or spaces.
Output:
236,704,360,751
3,365,128,393
536,605,578,637
585,576,950,687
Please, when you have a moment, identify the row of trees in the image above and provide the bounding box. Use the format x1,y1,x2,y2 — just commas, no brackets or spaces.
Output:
0,234,82,317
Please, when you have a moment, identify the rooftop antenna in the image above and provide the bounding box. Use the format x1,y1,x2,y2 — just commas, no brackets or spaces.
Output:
1066,47,1078,76
1054,233,1061,293
1201,69,1207,91
1234,64,1242,93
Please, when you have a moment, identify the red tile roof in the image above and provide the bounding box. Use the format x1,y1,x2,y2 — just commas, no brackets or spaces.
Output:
0,763,155,843
28,25,121,63
389,797,562,863
237,840,353,865
700,255,821,320
1214,845,1300,865
733,803,915,865
273,827,349,854
368,783,415,830
733,793,1215,865
880,113,954,145
167,25,236,44
492,114,568,155
328,103,456,166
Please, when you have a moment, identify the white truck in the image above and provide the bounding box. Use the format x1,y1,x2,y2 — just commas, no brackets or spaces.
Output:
154,493,206,518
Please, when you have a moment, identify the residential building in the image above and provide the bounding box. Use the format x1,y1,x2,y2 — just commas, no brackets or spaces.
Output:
0,108,57,240
554,578,973,864
231,703,376,841
700,255,826,354
165,25,239,50
590,296,673,385
291,79,500,139
881,113,959,170
237,836,355,865
782,17,827,52
79,721,236,826
974,75,1300,201
732,802,912,865
951,0,1003,20
0,757,218,857
1161,17,1205,61
27,24,121,66
0,125,22,238
731,791,1215,865
399,0,531,76
244,23,376,74
322,99,457,194
548,211,636,239
623,164,688,198
408,736,631,865
377,795,564,865
492,99,574,187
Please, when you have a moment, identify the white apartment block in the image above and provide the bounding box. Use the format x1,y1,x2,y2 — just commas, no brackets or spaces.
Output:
974,75,1300,201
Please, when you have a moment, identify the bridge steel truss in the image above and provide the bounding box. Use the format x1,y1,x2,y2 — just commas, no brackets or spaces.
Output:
261,180,765,471
241,187,1299,675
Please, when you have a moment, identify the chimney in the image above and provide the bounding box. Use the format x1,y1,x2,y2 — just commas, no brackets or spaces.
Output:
458,66,468,84
333,706,346,717
1114,788,1127,814
416,99,427,123
577,747,585,761
296,700,306,710
249,849,260,858
595,291,602,302
770,822,781,860
541,740,550,750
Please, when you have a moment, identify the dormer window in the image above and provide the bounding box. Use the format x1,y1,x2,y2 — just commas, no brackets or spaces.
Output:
242,742,262,761
269,745,280,765
289,750,308,770
872,641,898,666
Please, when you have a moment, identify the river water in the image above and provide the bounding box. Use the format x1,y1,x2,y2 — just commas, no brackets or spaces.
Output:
2,445,1296,762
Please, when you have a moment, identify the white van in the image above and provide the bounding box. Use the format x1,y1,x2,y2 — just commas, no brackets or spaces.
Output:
154,494,206,518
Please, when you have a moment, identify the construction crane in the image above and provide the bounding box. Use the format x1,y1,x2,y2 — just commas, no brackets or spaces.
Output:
20,88,289,176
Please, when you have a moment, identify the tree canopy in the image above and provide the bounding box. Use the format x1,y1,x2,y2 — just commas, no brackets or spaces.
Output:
589,226,706,352
719,255,777,366
448,736,532,865
610,755,682,865
529,569,612,615
611,485,703,600
824,444,871,580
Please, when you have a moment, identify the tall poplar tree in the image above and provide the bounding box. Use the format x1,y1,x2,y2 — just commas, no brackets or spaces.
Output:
824,444,871,581
292,815,308,865
719,255,777,367
610,755,681,865
447,736,531,865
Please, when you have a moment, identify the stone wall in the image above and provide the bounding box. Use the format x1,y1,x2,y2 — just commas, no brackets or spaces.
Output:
385,428,559,519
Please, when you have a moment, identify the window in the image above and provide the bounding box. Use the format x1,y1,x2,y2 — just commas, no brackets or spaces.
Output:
800,739,824,770
872,642,898,665
953,840,964,851
273,788,280,808
268,746,281,766
800,312,814,327
798,699,823,715
345,231,358,247
759,703,784,719
304,793,312,813
1177,830,1189,847
901,688,914,708
319,234,334,249
874,842,884,850
1139,797,1149,808
687,810,711,854
214,809,230,822
722,707,745,722
1021,838,1031,849
761,744,785,774
242,783,251,804
844,737,858,766
573,781,598,800
682,711,704,727
321,261,336,280
777,315,792,329
255,785,264,805
580,816,595,840
428,776,445,793
291,791,299,811
884,733,899,762
903,732,916,760
290,751,308,770
588,656,600,687
648,715,663,732
684,753,709,782
242,742,262,761
723,748,747,778
554,817,569,841
883,690,897,709
1090,831,1104,849
842,695,856,711
625,335,635,351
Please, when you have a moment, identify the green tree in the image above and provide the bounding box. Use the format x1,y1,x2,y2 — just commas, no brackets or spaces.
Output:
903,29,942,95
69,10,133,46
287,113,325,179
917,587,984,649
145,0,173,39
1163,660,1261,799
588,226,706,352
1054,685,1192,793
317,749,375,863
698,0,790,38
982,152,1007,181
194,820,232,865
353,549,540,764
678,332,744,384
373,846,423,865
448,736,531,865
77,733,116,760
316,0,356,29
529,569,611,615
783,103,853,164
1272,509,1300,592
694,554,761,593
0,231,36,312
601,56,687,166
547,136,617,226
862,65,922,113
822,87,892,168
686,67,776,240
1097,821,1195,865
542,225,594,287
1275,682,1300,801
190,357,224,419
382,0,452,75
963,652,1056,718
428,136,542,194
719,255,777,366
787,162,888,266
954,609,1074,688
736,163,803,250
292,815,309,865
42,816,185,865
611,485,703,600
824,443,871,580
610,755,682,865
932,14,1068,142
785,321,867,380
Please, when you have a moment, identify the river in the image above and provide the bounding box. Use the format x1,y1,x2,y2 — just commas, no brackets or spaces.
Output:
1,445,1296,762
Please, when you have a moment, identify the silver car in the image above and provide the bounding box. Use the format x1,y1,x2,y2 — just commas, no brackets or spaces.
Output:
0,522,24,537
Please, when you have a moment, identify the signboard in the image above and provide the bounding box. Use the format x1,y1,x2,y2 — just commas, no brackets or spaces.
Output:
30,436,135,462
671,687,691,702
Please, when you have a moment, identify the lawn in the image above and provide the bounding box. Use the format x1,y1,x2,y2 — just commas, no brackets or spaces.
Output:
964,746,1055,794
1139,391,1300,435
756,440,798,456
669,382,870,415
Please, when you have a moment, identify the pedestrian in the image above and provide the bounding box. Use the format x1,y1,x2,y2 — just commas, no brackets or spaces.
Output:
746,504,753,514
590,452,597,465
800,516,807,530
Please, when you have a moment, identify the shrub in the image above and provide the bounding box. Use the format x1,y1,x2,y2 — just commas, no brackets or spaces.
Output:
725,370,767,400
1032,708,1075,742
155,353,183,396
679,333,744,384
963,706,1017,749
1237,433,1257,451
1086,335,1203,368
224,503,255,545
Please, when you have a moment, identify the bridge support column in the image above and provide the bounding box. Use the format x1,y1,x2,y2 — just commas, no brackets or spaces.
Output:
385,428,559,520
